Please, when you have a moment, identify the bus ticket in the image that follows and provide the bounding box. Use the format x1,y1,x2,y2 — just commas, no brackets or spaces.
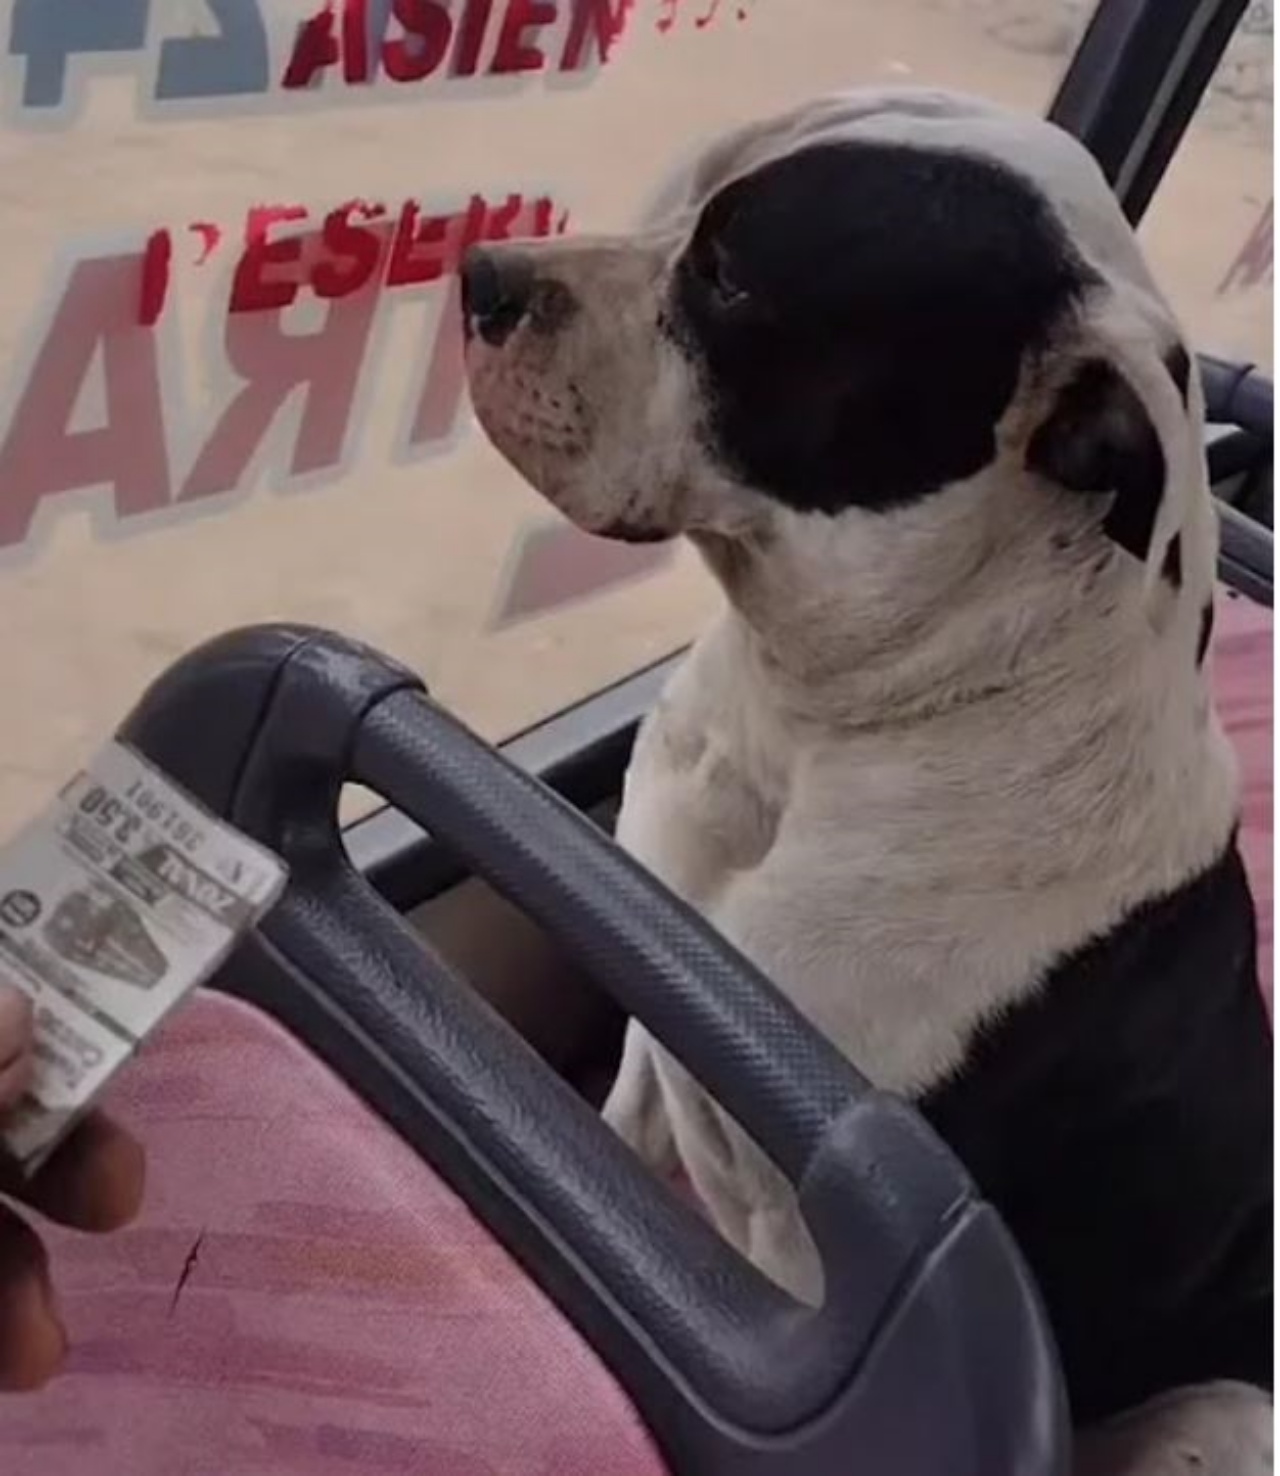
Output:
0,742,287,1171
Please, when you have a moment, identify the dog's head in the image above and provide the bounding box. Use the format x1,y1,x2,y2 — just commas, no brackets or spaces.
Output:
464,89,1208,658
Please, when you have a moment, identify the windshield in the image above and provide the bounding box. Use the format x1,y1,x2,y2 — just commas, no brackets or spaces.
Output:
0,0,1271,838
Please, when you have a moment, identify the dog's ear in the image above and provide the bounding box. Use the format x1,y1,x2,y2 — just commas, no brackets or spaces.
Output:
1026,338,1200,588
1027,359,1165,561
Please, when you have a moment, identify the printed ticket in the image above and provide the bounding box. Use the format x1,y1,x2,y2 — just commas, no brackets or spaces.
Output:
0,743,287,1171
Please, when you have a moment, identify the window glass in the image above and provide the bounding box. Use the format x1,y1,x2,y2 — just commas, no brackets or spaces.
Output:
0,1,1145,836
1140,4,1273,370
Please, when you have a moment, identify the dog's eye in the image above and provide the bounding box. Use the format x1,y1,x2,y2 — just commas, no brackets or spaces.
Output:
701,237,750,309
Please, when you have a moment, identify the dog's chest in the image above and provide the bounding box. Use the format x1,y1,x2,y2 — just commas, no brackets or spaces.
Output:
616,631,791,910
614,614,1243,1102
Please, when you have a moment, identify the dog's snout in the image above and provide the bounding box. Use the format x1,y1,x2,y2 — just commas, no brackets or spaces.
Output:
462,248,581,346
462,248,535,348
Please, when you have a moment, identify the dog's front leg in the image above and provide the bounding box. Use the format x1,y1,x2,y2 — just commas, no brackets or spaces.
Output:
602,1022,679,1178
604,1030,824,1305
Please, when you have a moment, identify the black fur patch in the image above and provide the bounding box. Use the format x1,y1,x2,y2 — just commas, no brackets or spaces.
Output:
1027,360,1166,561
1161,534,1183,589
1198,601,1216,665
1165,343,1193,406
922,844,1272,1422
669,141,1092,515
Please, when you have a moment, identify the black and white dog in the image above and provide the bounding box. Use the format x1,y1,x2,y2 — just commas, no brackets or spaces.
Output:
463,89,1273,1472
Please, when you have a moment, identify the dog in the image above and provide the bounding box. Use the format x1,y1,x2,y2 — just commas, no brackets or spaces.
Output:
462,87,1273,1472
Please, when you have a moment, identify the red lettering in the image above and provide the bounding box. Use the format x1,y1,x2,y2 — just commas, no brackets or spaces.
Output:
480,192,528,243
183,240,382,501
456,193,503,263
490,0,556,73
561,0,632,68
386,193,562,290
189,222,222,266
383,0,453,81
315,201,387,299
0,254,169,550
386,203,451,287
283,0,643,91
282,3,341,88
341,0,372,82
452,0,493,75
139,229,172,327
230,205,308,314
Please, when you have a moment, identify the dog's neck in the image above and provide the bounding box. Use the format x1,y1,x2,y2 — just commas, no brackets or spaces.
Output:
690,476,1146,733
676,486,1237,942
684,456,1239,877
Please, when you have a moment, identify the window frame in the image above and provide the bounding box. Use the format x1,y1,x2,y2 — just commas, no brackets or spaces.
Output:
1048,0,1254,223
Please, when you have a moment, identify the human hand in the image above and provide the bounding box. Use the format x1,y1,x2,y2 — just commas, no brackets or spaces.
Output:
0,985,144,1390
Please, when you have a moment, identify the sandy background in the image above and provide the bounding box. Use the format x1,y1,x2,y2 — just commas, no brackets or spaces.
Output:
0,0,1271,834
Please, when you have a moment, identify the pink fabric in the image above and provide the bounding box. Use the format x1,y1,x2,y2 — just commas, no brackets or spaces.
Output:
0,996,666,1476
1211,589,1273,1007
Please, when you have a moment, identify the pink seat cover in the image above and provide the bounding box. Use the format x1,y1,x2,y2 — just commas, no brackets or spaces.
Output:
0,995,667,1476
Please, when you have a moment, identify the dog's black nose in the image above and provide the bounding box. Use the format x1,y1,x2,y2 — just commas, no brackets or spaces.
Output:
461,247,534,348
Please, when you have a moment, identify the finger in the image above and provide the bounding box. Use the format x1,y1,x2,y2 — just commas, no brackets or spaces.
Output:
0,1205,66,1392
0,1050,34,1114
0,988,32,1070
7,1113,145,1233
